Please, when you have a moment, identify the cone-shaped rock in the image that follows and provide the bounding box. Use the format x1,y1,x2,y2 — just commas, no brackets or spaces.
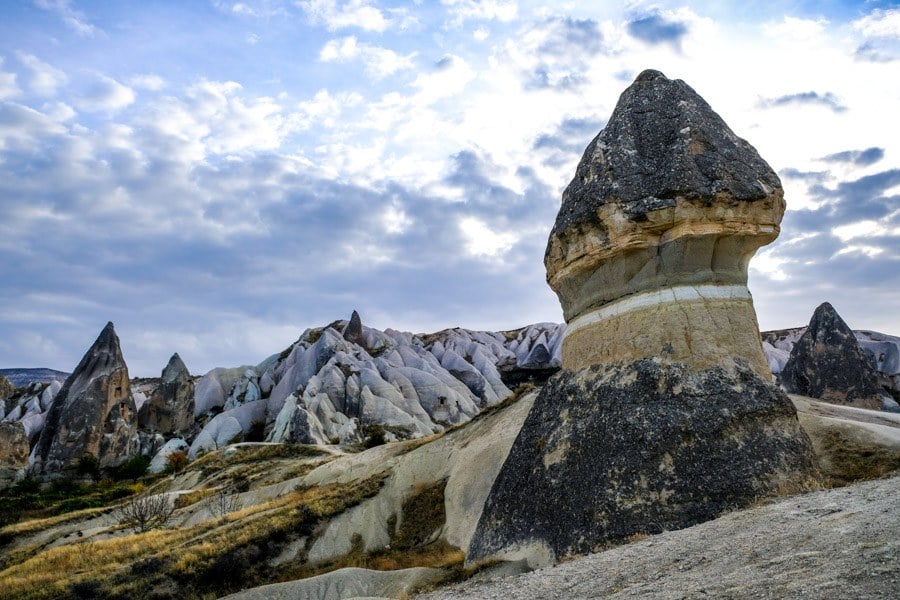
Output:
469,71,819,568
781,303,884,409
546,69,783,376
30,322,137,475
138,352,196,435
343,310,364,345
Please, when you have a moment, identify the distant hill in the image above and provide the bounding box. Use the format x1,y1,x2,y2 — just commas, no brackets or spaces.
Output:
0,368,69,388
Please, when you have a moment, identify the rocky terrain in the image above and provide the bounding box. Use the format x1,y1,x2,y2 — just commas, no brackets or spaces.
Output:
0,68,898,600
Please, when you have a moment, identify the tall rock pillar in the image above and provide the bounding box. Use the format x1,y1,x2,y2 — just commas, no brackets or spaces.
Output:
30,322,137,475
468,70,820,567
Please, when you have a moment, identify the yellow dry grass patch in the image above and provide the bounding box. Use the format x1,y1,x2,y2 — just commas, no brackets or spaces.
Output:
0,528,189,598
0,505,111,539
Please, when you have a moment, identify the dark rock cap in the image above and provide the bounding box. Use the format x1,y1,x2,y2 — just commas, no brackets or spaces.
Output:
551,69,781,238
343,310,364,345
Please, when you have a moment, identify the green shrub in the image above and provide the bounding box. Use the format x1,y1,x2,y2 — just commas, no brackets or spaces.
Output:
111,455,150,481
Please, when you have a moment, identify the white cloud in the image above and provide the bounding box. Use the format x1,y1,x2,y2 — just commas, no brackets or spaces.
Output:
442,0,518,26
473,26,490,41
853,8,900,37
246,33,260,44
292,88,362,129
319,36,417,78
832,220,889,242
762,16,829,41
232,2,256,16
15,52,68,96
0,57,21,99
130,74,166,91
76,75,135,112
459,216,518,257
298,0,391,32
34,0,100,37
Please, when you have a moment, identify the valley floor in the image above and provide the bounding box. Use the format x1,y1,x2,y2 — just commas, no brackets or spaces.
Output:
419,474,900,600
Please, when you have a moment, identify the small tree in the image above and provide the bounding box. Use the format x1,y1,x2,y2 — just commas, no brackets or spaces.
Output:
164,451,189,474
77,454,101,481
205,486,241,521
117,493,175,532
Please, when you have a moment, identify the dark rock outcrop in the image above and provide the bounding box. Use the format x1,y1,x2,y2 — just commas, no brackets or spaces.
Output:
468,360,819,564
343,310,364,345
29,322,138,475
138,353,195,435
781,303,884,409
0,375,13,401
469,70,819,567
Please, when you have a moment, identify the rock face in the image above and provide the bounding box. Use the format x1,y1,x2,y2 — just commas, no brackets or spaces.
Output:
470,70,819,566
468,360,819,563
0,421,30,484
545,69,783,377
138,353,195,435
29,322,138,475
781,303,885,410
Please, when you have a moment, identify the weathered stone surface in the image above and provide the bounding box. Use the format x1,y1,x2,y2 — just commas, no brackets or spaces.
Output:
781,303,884,410
545,69,782,376
138,353,195,435
29,322,138,475
343,309,364,345
220,566,445,600
148,438,190,474
0,421,30,485
468,360,820,566
0,375,13,401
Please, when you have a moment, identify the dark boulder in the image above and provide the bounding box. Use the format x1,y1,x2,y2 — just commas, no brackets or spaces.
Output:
138,353,195,435
468,360,820,565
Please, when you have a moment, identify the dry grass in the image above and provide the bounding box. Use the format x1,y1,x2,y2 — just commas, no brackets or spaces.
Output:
0,470,391,600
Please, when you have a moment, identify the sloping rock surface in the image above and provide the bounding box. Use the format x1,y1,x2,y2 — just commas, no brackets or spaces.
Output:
421,475,900,600
469,360,819,566
781,303,885,409
0,421,30,483
29,322,137,474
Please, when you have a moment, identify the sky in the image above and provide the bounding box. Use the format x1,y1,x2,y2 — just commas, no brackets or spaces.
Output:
0,0,898,377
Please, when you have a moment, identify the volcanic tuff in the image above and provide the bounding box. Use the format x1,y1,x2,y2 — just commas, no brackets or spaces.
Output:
138,352,195,436
781,302,886,410
29,322,138,474
470,70,819,567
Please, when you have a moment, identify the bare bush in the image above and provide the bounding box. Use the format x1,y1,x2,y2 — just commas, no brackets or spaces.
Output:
205,486,242,520
117,493,175,532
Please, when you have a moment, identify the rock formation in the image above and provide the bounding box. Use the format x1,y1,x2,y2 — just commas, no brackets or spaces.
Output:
138,353,195,435
343,310,364,345
545,69,782,377
0,421,30,484
29,322,138,475
469,70,819,566
781,302,885,410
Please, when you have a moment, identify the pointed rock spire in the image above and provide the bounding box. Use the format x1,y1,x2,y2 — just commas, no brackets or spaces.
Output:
30,322,137,475
781,302,884,409
343,310,364,345
139,352,195,436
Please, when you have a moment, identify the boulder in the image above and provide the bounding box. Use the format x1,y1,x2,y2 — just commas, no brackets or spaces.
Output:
343,310,364,345
29,322,138,475
138,353,195,435
468,360,819,565
0,375,13,402
470,70,819,566
781,303,884,410
148,438,190,474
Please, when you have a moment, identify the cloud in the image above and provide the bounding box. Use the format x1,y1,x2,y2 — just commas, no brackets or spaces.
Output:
820,147,884,167
0,57,21,100
34,0,100,37
441,0,517,26
75,75,135,112
298,0,391,32
853,8,900,62
15,52,68,97
129,74,166,91
758,91,847,112
627,10,689,48
506,17,608,92
319,36,417,79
